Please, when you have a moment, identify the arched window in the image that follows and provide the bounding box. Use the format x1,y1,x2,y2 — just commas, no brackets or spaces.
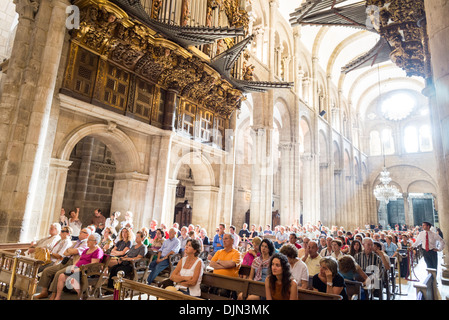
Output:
381,128,395,155
419,125,433,152
370,130,381,156
404,126,419,153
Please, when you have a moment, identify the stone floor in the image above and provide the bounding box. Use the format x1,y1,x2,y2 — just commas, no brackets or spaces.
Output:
394,251,449,300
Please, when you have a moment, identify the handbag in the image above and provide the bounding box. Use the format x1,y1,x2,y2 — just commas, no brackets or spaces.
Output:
61,256,71,264
34,247,52,265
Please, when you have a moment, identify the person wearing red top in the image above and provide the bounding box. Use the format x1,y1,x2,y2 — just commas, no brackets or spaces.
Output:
288,232,301,249
52,233,104,300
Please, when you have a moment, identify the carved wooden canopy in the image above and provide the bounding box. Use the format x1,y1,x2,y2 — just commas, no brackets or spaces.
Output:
71,0,244,118
290,0,431,79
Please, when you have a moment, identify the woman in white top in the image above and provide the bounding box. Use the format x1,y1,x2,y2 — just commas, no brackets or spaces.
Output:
331,239,345,260
68,208,82,240
105,211,120,235
169,238,203,297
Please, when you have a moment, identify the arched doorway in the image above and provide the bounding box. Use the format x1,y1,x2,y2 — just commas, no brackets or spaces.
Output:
46,123,146,231
62,136,116,226
170,151,217,233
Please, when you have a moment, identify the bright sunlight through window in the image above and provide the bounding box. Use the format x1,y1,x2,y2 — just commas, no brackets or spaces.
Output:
381,93,415,121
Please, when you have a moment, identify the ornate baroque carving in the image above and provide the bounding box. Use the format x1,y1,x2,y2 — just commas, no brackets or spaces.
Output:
366,0,429,78
71,0,243,118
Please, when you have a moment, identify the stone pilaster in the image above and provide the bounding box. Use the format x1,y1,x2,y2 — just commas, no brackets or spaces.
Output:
250,126,274,228
0,0,70,242
423,0,449,274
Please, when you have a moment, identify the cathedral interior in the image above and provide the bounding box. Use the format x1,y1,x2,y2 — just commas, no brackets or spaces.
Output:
0,0,448,272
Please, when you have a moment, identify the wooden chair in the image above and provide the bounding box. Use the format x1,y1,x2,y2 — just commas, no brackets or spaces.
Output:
130,257,152,283
238,265,252,278
78,254,112,300
386,256,398,299
344,279,363,300
152,253,182,288
198,251,210,272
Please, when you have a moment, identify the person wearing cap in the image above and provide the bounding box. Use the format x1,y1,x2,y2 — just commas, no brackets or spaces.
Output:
411,221,445,270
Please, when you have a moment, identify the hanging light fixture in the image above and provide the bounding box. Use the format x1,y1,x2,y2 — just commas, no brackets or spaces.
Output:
373,65,402,204
374,155,402,204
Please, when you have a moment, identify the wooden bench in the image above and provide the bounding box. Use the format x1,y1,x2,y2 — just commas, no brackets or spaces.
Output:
0,243,31,253
200,272,342,300
0,250,43,300
112,272,202,300
414,268,438,300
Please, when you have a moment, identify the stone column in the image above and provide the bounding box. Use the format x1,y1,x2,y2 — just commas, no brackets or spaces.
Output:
40,158,72,239
268,0,278,78
250,126,274,228
161,178,178,226
0,0,70,242
192,185,220,236
279,141,292,225
302,78,310,104
378,201,388,228
423,0,449,270
146,133,174,226
301,153,314,224
74,136,94,205
111,171,149,229
334,169,342,227
219,110,237,226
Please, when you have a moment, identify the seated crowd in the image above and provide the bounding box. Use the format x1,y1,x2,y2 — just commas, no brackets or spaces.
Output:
26,208,428,300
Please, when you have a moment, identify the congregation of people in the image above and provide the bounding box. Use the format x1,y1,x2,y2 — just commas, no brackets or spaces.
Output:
26,206,445,300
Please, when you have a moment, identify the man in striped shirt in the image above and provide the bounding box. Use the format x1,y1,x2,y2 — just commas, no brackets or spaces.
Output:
354,238,390,281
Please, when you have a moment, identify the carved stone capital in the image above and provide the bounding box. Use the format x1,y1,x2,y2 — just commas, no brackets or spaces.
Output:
13,0,39,20
279,141,293,151
301,153,315,161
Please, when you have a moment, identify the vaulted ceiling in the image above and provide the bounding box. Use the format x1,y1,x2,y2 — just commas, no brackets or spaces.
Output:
278,0,426,119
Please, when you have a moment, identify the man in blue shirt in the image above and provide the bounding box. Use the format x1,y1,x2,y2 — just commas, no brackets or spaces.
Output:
147,227,180,285
208,223,225,260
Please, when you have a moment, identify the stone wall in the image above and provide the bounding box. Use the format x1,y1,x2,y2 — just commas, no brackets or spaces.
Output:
62,136,116,226
0,0,16,60
0,0,17,93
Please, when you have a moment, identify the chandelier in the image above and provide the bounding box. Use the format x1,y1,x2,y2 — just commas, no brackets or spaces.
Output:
373,65,401,204
374,167,401,204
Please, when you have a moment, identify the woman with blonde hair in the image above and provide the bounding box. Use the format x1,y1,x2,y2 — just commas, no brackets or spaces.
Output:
109,227,133,266
100,227,115,255
242,236,262,268
312,256,348,300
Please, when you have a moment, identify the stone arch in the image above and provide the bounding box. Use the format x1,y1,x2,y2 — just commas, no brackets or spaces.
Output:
170,151,218,232
326,31,369,76
299,115,312,153
407,180,437,194
46,123,146,234
274,97,292,142
172,151,216,186
312,27,329,59
57,123,142,174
